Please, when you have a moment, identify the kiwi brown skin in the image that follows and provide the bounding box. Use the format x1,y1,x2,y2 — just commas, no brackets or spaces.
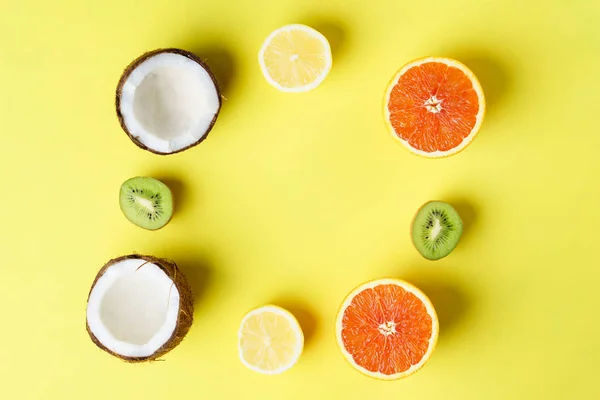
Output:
85,254,194,362
410,203,423,257
115,48,222,155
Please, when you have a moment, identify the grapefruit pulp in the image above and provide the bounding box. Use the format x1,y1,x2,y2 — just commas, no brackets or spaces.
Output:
384,57,485,157
336,278,439,380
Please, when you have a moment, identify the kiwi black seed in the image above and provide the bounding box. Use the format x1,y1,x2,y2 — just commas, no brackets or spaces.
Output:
119,177,173,230
411,201,463,260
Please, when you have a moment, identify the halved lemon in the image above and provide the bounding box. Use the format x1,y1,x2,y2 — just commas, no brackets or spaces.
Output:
238,305,304,374
258,24,332,93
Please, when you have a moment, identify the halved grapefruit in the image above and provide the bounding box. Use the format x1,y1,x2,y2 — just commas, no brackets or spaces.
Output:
336,278,439,380
384,57,485,157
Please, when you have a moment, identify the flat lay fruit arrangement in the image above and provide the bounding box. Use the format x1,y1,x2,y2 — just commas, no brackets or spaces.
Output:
84,23,479,379
2,1,600,399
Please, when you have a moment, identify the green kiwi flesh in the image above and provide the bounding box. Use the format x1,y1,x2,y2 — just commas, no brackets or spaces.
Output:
119,177,173,230
411,201,463,260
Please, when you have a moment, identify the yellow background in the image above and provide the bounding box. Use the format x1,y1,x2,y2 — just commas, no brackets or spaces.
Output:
1,0,599,398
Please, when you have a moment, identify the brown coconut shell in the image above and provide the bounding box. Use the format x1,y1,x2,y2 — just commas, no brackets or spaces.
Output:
86,254,194,362
115,48,222,155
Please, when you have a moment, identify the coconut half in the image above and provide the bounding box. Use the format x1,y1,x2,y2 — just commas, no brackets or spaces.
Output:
116,49,221,155
86,255,193,362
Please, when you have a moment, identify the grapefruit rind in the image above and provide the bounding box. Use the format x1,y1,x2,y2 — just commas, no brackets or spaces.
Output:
238,305,304,375
335,278,439,380
383,57,486,158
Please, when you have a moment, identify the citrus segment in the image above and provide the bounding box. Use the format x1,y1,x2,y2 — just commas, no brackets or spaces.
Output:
384,57,485,157
336,279,439,380
259,24,332,92
238,305,304,374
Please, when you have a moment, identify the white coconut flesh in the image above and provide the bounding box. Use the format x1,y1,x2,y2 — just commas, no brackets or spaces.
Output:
86,258,180,358
119,52,220,154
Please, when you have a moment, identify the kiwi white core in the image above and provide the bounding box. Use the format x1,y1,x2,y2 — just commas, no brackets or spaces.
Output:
119,53,220,154
86,258,180,358
136,197,155,213
430,219,442,239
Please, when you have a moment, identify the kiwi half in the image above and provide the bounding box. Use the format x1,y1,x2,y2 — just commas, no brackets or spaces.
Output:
119,177,173,230
411,201,463,260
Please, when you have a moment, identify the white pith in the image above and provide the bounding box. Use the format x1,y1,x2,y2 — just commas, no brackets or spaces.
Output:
86,258,180,358
335,278,439,380
378,321,397,336
383,57,486,158
424,95,443,113
119,52,220,154
237,305,304,375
